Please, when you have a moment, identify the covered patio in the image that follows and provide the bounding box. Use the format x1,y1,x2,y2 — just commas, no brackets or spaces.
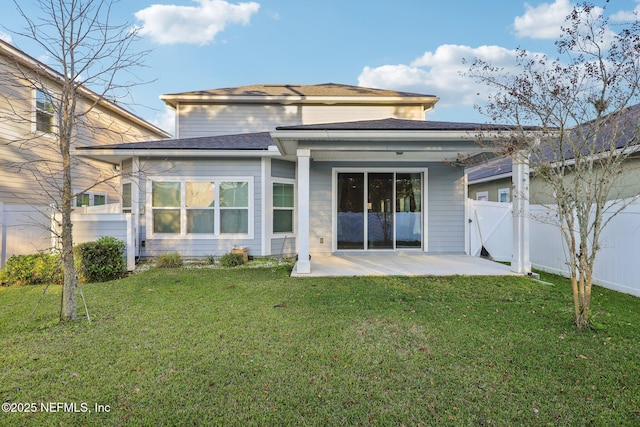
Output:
290,253,517,277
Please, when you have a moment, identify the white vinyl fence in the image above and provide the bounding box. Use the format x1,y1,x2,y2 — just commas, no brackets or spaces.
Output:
468,198,640,297
0,202,52,268
51,204,136,271
1,203,135,271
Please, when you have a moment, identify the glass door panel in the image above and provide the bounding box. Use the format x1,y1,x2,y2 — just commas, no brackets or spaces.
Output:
337,173,364,249
396,173,422,248
367,173,394,249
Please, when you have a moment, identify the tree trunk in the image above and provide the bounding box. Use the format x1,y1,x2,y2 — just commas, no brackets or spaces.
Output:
60,119,77,321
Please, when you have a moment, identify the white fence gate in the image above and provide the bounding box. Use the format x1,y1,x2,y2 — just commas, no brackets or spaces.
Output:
468,199,640,297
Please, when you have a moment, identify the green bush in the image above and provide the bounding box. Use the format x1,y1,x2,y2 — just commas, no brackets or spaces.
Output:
220,252,245,267
75,236,126,283
1,253,63,285
156,252,183,268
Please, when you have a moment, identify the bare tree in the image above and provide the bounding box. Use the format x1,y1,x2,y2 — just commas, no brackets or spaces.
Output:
3,0,150,320
467,2,640,329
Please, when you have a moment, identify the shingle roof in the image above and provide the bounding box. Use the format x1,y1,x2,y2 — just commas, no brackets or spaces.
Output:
163,83,437,99
276,117,537,132
77,132,273,151
468,103,640,182
468,157,513,181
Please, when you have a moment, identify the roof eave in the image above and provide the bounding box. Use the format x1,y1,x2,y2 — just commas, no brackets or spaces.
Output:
72,146,281,164
160,94,440,109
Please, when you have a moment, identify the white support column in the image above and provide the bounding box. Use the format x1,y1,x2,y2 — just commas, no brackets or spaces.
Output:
296,149,311,274
511,151,531,274
131,157,141,258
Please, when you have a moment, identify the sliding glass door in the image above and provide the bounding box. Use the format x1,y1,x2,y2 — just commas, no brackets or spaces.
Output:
337,171,422,250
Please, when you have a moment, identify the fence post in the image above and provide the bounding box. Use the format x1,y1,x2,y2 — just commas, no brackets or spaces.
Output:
0,201,4,268
511,151,531,274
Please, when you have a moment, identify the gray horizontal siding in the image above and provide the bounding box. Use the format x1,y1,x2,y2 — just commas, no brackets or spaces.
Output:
271,237,296,257
138,158,263,258
427,163,466,253
308,161,466,254
271,159,296,179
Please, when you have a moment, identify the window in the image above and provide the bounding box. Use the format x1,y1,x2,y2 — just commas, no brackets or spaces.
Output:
476,191,489,201
74,191,107,207
122,182,132,211
150,178,251,236
186,181,215,234
220,181,249,234
152,181,181,233
273,182,294,233
498,188,510,203
35,89,54,133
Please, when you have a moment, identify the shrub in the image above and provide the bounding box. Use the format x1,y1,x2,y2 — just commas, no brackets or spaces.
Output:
1,252,63,286
75,236,126,283
220,252,245,267
156,252,183,268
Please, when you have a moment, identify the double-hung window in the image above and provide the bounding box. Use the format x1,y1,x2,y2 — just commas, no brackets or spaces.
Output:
122,182,132,212
219,181,249,234
186,181,215,234
35,89,54,134
273,182,294,233
150,178,251,237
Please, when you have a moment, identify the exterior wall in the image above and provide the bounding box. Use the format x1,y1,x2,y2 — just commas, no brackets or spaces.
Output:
268,159,296,257
176,103,426,138
271,237,296,257
271,159,296,179
137,158,263,258
0,53,168,208
428,163,467,253
307,161,467,255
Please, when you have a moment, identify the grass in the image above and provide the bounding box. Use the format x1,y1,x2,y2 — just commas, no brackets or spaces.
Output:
1,264,639,426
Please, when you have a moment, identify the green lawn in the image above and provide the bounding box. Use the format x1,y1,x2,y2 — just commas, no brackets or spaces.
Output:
1,263,639,426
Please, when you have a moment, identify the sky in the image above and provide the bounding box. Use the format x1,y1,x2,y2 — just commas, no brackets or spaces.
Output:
2,0,640,136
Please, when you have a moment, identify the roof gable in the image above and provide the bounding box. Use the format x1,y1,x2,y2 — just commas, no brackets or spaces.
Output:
160,83,439,109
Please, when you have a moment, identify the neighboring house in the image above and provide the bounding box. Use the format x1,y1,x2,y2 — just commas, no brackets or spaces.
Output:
468,104,640,204
468,157,513,202
75,83,536,274
0,40,171,266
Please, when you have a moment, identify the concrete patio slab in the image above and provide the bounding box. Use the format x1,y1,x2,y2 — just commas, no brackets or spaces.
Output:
291,253,518,277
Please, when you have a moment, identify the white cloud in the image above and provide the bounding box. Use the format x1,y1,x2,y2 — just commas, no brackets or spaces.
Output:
610,3,640,22
152,106,176,136
134,0,260,45
0,31,13,43
513,0,575,39
358,45,522,109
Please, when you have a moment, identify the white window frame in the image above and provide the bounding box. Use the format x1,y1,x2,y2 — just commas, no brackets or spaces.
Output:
121,181,132,213
271,179,296,237
498,188,510,203
476,191,489,201
73,190,108,207
34,88,55,135
146,176,254,240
